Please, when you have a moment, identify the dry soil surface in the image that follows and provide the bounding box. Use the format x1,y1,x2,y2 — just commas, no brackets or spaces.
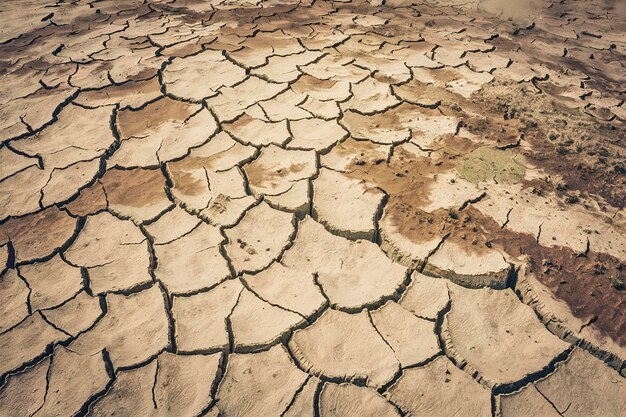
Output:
0,0,625,416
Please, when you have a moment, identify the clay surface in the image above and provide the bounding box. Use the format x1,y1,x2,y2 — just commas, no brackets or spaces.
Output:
1,0,625,415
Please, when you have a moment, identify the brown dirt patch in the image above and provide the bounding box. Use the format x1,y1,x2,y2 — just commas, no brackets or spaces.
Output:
100,168,168,208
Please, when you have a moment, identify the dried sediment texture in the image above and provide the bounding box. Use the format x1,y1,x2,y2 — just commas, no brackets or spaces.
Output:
10,104,113,170
283,377,319,417
62,181,108,217
216,345,308,417
205,76,288,122
224,202,295,274
0,206,77,264
1,0,626,414
69,285,169,369
461,205,626,356
399,272,450,320
230,287,305,352
223,114,290,147
42,290,103,336
288,118,348,152
162,50,247,101
289,309,400,388
457,147,526,184
0,312,70,376
244,145,317,197
0,245,8,275
498,348,626,417
112,97,218,168
442,284,570,387
370,301,440,367
319,382,400,417
33,346,110,417
2,104,112,219
386,356,492,417
0,269,30,333
64,212,152,294
101,168,173,223
18,254,83,311
474,183,626,262
424,239,512,289
166,132,257,212
0,356,50,416
154,222,231,294
89,352,222,417
312,168,385,240
516,264,626,368
281,217,407,311
172,279,243,353
243,261,326,318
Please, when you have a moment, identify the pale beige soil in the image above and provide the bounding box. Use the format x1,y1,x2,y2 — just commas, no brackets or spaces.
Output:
0,0,625,416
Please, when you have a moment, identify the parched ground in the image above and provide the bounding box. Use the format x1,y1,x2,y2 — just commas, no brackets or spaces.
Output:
0,0,625,416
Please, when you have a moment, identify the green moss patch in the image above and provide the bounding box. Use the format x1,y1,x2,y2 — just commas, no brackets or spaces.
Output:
457,147,525,184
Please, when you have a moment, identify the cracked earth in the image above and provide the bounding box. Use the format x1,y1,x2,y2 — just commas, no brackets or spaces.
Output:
0,0,625,416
